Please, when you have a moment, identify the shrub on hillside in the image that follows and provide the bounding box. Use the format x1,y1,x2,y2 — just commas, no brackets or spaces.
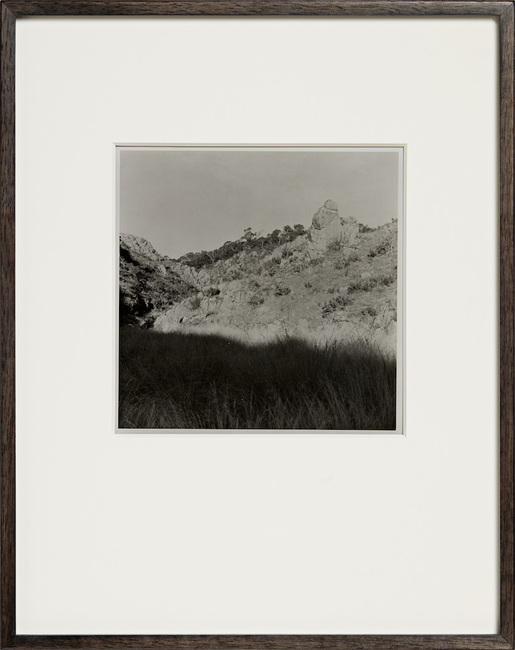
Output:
368,240,393,258
189,296,201,310
348,251,361,263
327,240,342,252
248,293,265,307
321,294,351,317
348,274,395,293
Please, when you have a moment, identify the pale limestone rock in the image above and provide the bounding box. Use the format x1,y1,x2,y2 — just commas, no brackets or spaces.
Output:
308,200,360,253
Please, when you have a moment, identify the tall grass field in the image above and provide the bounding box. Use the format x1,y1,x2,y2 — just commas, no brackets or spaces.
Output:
118,328,396,430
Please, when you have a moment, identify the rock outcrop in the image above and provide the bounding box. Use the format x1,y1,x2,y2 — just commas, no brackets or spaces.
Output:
308,200,359,253
312,199,339,229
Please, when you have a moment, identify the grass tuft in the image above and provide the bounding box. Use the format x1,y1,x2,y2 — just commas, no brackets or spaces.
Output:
119,328,396,430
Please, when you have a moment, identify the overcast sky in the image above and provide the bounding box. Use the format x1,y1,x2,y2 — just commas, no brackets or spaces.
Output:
119,148,401,259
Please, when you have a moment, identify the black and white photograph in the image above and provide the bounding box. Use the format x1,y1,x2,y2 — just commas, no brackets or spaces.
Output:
117,146,404,432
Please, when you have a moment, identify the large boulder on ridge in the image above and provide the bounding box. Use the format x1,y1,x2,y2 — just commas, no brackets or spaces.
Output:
308,200,359,252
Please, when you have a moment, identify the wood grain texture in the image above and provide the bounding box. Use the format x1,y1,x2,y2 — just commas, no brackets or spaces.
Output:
500,4,515,647
7,634,515,650
1,1,514,649
1,0,512,16
1,4,16,650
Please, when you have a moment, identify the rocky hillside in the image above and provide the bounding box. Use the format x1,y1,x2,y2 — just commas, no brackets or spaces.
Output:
120,200,398,348
119,234,196,326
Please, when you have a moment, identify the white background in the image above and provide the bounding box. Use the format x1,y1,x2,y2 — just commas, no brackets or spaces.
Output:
15,16,499,634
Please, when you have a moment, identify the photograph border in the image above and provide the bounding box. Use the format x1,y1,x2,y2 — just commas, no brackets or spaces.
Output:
115,143,405,435
1,1,514,649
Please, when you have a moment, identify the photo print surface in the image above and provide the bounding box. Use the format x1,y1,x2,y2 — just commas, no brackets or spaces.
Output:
117,146,404,432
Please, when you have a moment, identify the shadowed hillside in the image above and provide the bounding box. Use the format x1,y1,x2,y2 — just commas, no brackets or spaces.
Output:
119,234,196,326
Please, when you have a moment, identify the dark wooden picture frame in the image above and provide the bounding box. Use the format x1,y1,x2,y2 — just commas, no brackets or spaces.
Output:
1,1,513,648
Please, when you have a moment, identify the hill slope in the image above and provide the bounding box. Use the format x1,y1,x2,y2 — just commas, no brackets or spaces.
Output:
119,200,398,349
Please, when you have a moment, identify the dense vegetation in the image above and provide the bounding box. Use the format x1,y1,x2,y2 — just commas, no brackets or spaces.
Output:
119,328,396,430
179,224,307,269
